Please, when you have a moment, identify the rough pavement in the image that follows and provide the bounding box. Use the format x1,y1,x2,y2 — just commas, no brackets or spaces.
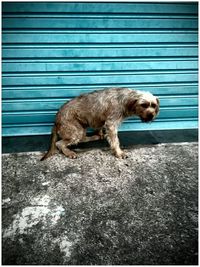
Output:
2,142,198,265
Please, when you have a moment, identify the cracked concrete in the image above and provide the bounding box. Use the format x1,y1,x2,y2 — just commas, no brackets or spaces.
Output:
2,142,198,265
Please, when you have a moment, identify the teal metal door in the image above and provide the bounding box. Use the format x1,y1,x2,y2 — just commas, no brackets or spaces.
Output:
2,2,198,136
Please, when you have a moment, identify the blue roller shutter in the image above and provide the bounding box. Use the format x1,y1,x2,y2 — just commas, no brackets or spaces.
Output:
2,2,198,136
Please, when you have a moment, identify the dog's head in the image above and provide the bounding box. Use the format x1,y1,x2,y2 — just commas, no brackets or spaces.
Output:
135,92,160,122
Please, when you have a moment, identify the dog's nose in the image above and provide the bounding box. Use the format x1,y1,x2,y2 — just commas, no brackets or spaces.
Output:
147,113,154,121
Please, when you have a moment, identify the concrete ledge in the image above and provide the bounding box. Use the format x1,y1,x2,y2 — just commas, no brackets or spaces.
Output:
2,142,198,265
2,129,198,154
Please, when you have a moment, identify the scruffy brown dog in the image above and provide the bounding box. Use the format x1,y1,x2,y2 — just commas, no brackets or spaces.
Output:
41,87,159,160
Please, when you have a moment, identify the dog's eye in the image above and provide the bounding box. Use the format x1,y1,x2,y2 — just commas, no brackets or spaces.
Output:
151,103,156,108
141,103,149,109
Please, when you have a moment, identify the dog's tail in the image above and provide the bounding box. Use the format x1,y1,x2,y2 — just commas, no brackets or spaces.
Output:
40,125,58,161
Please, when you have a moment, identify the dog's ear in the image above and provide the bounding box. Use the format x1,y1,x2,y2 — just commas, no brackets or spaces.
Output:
126,99,138,112
156,97,160,114
156,97,160,106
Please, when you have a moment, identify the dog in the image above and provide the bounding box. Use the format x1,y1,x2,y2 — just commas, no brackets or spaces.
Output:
41,87,159,160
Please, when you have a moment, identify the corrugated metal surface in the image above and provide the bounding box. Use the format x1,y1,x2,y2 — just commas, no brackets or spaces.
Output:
2,2,198,136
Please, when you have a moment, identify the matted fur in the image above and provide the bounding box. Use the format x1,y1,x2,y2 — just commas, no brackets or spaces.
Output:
41,87,159,160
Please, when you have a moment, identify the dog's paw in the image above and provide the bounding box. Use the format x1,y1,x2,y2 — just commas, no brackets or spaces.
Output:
64,151,77,159
114,151,128,159
119,152,128,159
69,151,78,159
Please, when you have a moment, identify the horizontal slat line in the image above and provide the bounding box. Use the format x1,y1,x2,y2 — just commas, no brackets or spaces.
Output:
3,53,198,59
2,52,197,58
2,120,198,135
3,120,198,127
4,16,197,21
3,27,198,31
4,71,196,76
3,94,198,100
3,94,198,102
3,119,197,126
160,95,198,99
3,109,198,114
3,52,198,56
3,76,198,86
3,102,198,108
3,117,198,125
3,56,199,61
2,60,198,67
3,56,198,61
2,100,198,107
3,14,198,18
3,69,198,75
3,77,198,86
2,109,196,115
2,118,198,129
3,106,198,112
161,106,198,110
3,49,198,59
2,98,198,111
3,83,198,88
2,56,198,64
126,117,198,121
2,90,198,98
2,90,198,99
2,95,198,101
3,114,198,124
3,117,198,127
4,43,197,47
3,43,198,48
2,81,198,89
2,2,198,13
3,120,199,126
2,58,198,68
3,93,198,99
3,12,197,16
2,57,198,63
3,72,198,79
2,69,198,77
3,29,198,34
3,123,198,136
2,89,198,97
3,114,198,122
3,62,198,73
3,28,199,32
2,96,198,103
3,124,198,135
3,34,198,43
3,42,198,46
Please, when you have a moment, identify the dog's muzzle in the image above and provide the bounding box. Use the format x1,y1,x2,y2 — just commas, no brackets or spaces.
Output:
140,113,154,123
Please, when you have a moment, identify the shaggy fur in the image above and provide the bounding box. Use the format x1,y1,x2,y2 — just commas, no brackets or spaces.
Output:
41,87,159,160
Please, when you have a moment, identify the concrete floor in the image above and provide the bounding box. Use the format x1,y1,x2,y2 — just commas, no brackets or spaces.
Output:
2,141,198,265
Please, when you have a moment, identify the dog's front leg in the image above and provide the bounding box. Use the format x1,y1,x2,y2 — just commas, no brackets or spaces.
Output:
105,121,126,159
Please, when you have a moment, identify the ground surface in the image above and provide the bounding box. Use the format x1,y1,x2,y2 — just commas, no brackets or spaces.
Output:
2,142,198,265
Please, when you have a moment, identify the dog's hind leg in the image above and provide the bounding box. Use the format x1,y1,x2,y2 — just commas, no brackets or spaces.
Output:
56,139,78,159
56,122,86,159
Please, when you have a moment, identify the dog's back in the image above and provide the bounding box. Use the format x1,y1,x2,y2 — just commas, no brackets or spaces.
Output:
56,87,133,129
